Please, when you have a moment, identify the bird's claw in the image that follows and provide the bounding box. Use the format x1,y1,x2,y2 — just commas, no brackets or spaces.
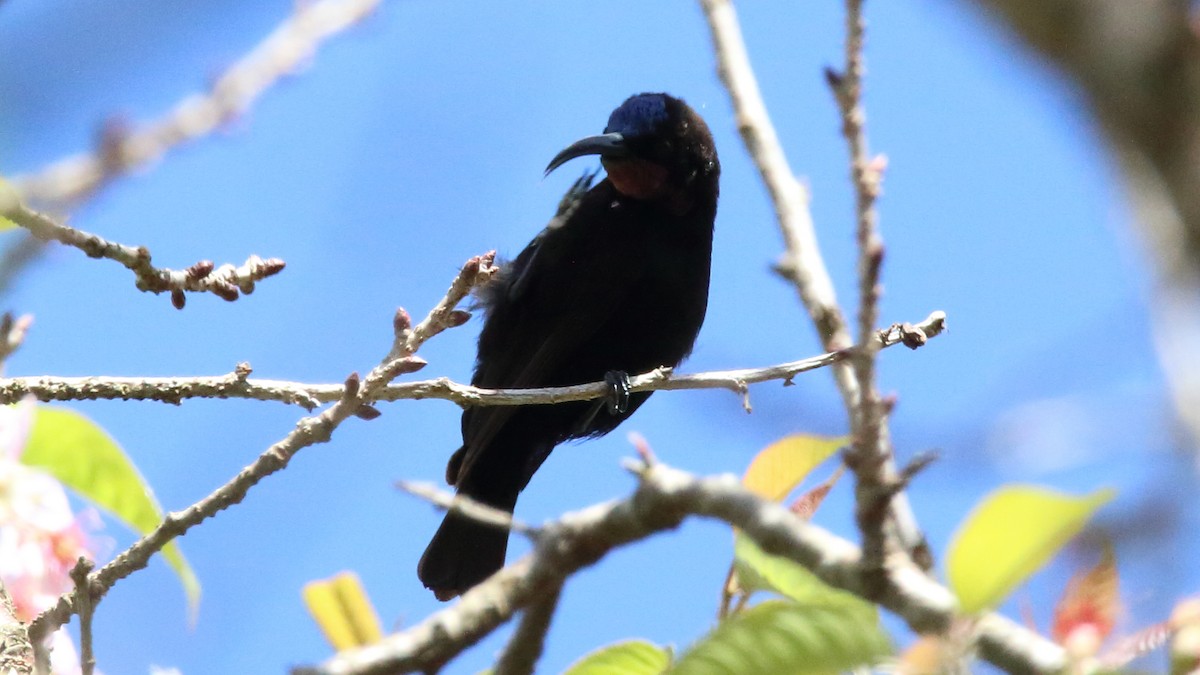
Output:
604,370,631,415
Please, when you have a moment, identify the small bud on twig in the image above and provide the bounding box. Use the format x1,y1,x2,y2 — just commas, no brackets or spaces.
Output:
628,432,658,466
881,393,899,415
900,450,939,486
387,356,428,377
394,308,412,336
343,372,361,399
824,66,845,90
899,323,927,349
260,258,287,277
234,362,253,380
868,240,885,267
462,257,480,277
212,282,240,302
97,116,132,170
187,260,215,280
354,404,382,420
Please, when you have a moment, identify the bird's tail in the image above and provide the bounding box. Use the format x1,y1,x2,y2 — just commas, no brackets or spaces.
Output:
417,487,517,602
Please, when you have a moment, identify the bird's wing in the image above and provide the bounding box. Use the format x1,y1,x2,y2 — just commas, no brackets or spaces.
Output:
455,251,647,484
456,299,634,480
503,170,596,303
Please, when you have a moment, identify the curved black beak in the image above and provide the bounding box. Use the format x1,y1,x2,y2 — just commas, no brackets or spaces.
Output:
544,132,629,176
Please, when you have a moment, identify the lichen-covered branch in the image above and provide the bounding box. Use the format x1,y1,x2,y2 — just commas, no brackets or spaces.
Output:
697,0,856,369
294,461,1066,675
0,312,945,409
26,253,497,644
823,0,908,580
492,582,563,675
699,0,930,572
69,559,97,675
0,578,33,675
0,0,381,306
1,202,285,306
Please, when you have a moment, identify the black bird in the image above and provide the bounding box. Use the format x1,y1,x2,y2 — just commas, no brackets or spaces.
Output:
418,93,719,600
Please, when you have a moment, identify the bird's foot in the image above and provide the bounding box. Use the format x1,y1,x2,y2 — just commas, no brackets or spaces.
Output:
604,370,631,415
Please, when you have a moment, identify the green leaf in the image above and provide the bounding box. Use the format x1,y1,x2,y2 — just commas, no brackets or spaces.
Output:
22,406,200,615
947,484,1114,614
0,216,16,231
563,639,671,675
670,600,890,675
732,534,874,620
741,435,846,502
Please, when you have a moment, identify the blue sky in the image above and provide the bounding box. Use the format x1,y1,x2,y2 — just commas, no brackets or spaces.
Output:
0,1,1191,672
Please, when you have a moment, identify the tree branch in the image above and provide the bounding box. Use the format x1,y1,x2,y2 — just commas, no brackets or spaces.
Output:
0,577,33,675
294,461,1066,675
699,0,930,571
0,202,285,306
398,481,533,536
697,0,856,365
8,0,382,209
0,312,32,371
26,253,497,644
823,0,908,583
69,558,97,675
492,582,564,675
0,311,945,408
0,0,379,306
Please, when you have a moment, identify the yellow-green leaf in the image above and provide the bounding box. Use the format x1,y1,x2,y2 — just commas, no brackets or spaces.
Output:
0,179,18,231
733,534,875,621
947,485,1114,614
22,406,200,615
742,435,846,502
303,572,383,650
563,639,671,675
670,599,890,675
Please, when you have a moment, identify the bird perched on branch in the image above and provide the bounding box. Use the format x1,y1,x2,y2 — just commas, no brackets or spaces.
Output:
418,93,720,600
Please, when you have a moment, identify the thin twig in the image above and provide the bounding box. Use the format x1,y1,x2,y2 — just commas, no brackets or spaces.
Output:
2,203,286,306
0,234,48,299
0,311,945,408
69,558,96,675
398,482,533,536
295,461,1066,675
825,0,902,579
0,0,380,305
8,0,382,208
829,0,884,360
717,563,738,619
27,253,497,644
698,0,858,400
0,312,32,371
699,0,930,570
493,582,564,675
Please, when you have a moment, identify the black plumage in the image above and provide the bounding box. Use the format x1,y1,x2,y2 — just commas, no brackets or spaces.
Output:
418,93,720,600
